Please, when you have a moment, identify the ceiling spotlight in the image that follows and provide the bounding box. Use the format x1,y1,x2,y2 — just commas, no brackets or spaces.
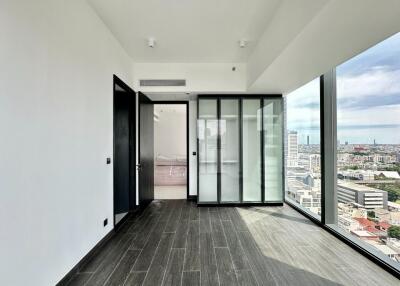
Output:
239,39,247,48
148,37,156,48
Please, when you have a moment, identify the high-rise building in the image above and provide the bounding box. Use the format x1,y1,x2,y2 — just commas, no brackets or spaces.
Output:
287,131,298,167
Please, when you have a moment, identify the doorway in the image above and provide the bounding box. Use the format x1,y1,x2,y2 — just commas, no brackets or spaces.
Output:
113,75,136,227
153,102,189,199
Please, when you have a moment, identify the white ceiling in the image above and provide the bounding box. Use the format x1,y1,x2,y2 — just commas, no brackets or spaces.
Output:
88,0,280,63
249,0,400,94
88,0,400,94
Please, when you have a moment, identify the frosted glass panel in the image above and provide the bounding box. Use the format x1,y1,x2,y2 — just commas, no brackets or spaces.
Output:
263,99,283,201
220,100,240,202
198,99,218,202
242,99,262,201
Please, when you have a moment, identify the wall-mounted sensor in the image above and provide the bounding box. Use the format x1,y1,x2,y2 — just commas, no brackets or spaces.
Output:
239,39,247,48
148,38,156,48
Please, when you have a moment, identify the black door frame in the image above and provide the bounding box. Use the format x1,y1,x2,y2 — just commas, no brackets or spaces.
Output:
150,100,190,199
113,75,136,228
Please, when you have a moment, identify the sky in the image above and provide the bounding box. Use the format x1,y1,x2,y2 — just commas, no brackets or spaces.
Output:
286,32,400,145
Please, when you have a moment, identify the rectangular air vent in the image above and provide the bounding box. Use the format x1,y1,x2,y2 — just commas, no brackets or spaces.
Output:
140,79,186,87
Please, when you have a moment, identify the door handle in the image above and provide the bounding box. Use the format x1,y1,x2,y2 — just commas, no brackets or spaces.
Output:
136,164,142,171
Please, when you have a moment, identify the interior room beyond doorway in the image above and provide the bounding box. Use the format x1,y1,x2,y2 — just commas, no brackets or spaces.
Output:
154,103,188,199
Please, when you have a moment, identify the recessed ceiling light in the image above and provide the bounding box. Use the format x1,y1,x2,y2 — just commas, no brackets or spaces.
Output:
148,37,156,48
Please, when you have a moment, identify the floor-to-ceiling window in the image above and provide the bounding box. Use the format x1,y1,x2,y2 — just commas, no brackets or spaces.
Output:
336,32,400,267
285,78,322,219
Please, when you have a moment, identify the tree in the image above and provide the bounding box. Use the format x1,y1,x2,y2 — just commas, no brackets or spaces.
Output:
347,165,359,170
366,183,400,202
388,226,400,240
367,211,375,218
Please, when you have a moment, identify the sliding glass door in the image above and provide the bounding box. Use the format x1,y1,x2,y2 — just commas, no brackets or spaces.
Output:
242,99,262,202
220,99,240,202
198,99,218,202
198,96,283,205
263,99,283,202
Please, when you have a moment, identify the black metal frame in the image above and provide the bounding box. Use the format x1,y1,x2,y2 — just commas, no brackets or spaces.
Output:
112,75,136,229
319,75,326,224
197,94,283,206
150,100,190,199
283,75,400,279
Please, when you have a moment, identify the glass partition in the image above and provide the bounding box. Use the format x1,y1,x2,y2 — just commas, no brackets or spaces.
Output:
198,99,218,202
263,99,283,202
220,99,240,202
242,99,262,202
198,96,284,205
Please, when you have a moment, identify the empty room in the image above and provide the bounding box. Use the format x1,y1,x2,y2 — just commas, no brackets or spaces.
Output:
1,1,400,286
153,103,188,200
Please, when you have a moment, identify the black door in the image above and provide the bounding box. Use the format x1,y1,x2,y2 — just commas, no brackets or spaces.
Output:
138,92,154,205
113,76,135,227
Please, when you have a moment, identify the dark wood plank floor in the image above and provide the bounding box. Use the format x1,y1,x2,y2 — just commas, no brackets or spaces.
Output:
66,200,399,286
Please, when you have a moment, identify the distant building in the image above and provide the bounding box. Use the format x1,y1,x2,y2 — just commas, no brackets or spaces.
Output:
309,154,320,172
338,215,361,232
374,208,391,222
373,154,396,164
388,201,400,212
287,131,298,167
374,171,400,180
338,170,374,181
337,181,388,210
338,202,367,219
350,230,379,240
287,177,321,215
366,240,400,261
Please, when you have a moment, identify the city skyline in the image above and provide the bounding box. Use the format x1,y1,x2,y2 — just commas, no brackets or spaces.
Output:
287,32,400,145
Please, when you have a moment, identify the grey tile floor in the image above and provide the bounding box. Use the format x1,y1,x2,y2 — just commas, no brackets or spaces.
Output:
66,200,399,286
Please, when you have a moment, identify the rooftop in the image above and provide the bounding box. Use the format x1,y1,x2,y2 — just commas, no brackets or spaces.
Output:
338,181,387,194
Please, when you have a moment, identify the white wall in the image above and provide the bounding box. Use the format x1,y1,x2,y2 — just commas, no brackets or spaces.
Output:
0,1,133,285
154,105,186,159
133,63,246,93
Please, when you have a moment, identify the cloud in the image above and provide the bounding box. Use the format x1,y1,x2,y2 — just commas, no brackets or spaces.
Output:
337,67,400,109
286,32,400,143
